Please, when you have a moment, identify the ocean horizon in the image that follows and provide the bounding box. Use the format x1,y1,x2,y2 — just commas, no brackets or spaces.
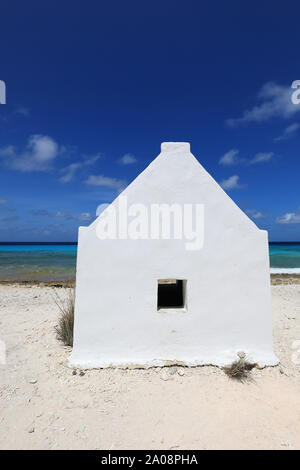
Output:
0,241,300,282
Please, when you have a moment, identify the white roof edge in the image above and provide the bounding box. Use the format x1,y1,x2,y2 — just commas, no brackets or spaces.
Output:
161,142,190,153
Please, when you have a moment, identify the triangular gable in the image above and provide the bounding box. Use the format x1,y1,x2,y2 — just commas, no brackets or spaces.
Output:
87,142,258,232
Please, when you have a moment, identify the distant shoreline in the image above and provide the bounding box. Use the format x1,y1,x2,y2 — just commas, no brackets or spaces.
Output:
0,242,78,245
0,243,299,282
0,241,300,245
0,273,299,288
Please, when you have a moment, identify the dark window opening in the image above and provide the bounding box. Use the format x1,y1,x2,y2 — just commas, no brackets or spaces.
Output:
157,279,186,310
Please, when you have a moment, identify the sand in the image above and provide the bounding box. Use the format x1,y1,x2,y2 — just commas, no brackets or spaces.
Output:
0,283,300,450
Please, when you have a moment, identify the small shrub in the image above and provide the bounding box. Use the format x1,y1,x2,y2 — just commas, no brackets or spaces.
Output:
223,355,256,381
54,288,75,347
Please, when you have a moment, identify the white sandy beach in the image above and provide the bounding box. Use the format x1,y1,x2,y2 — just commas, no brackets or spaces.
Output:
0,283,300,450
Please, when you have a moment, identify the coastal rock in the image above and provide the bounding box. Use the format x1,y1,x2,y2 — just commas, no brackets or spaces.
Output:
281,440,293,448
26,425,35,433
160,372,169,381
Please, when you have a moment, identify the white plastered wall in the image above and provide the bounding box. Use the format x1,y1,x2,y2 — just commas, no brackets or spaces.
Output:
69,142,278,368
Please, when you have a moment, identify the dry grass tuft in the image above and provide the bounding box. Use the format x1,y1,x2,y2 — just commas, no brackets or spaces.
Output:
54,288,75,347
223,355,257,381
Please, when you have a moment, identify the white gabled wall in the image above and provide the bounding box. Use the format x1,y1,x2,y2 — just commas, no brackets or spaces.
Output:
70,142,278,369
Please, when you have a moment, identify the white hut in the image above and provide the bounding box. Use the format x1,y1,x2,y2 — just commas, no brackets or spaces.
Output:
70,142,278,368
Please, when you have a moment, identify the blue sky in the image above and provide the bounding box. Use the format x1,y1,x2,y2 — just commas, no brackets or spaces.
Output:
0,0,300,241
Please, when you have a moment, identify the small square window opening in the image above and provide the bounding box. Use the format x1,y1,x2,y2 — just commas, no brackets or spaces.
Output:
157,279,187,311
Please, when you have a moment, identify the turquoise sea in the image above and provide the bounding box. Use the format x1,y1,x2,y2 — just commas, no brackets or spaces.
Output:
0,242,299,281
269,243,300,274
0,244,77,282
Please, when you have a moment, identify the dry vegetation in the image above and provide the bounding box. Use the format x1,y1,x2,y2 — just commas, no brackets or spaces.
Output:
223,355,257,381
54,288,75,347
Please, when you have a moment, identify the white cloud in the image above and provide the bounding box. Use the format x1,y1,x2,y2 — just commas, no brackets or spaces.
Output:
120,153,137,165
226,82,300,127
78,212,92,222
220,175,244,190
96,203,110,217
245,209,268,219
83,154,101,165
0,135,59,172
30,209,52,217
55,211,73,220
276,208,300,224
249,152,274,164
219,149,241,165
0,199,7,204
59,154,101,183
14,107,30,117
274,122,300,142
59,162,82,183
30,209,93,223
0,146,16,157
220,149,274,166
85,174,126,189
